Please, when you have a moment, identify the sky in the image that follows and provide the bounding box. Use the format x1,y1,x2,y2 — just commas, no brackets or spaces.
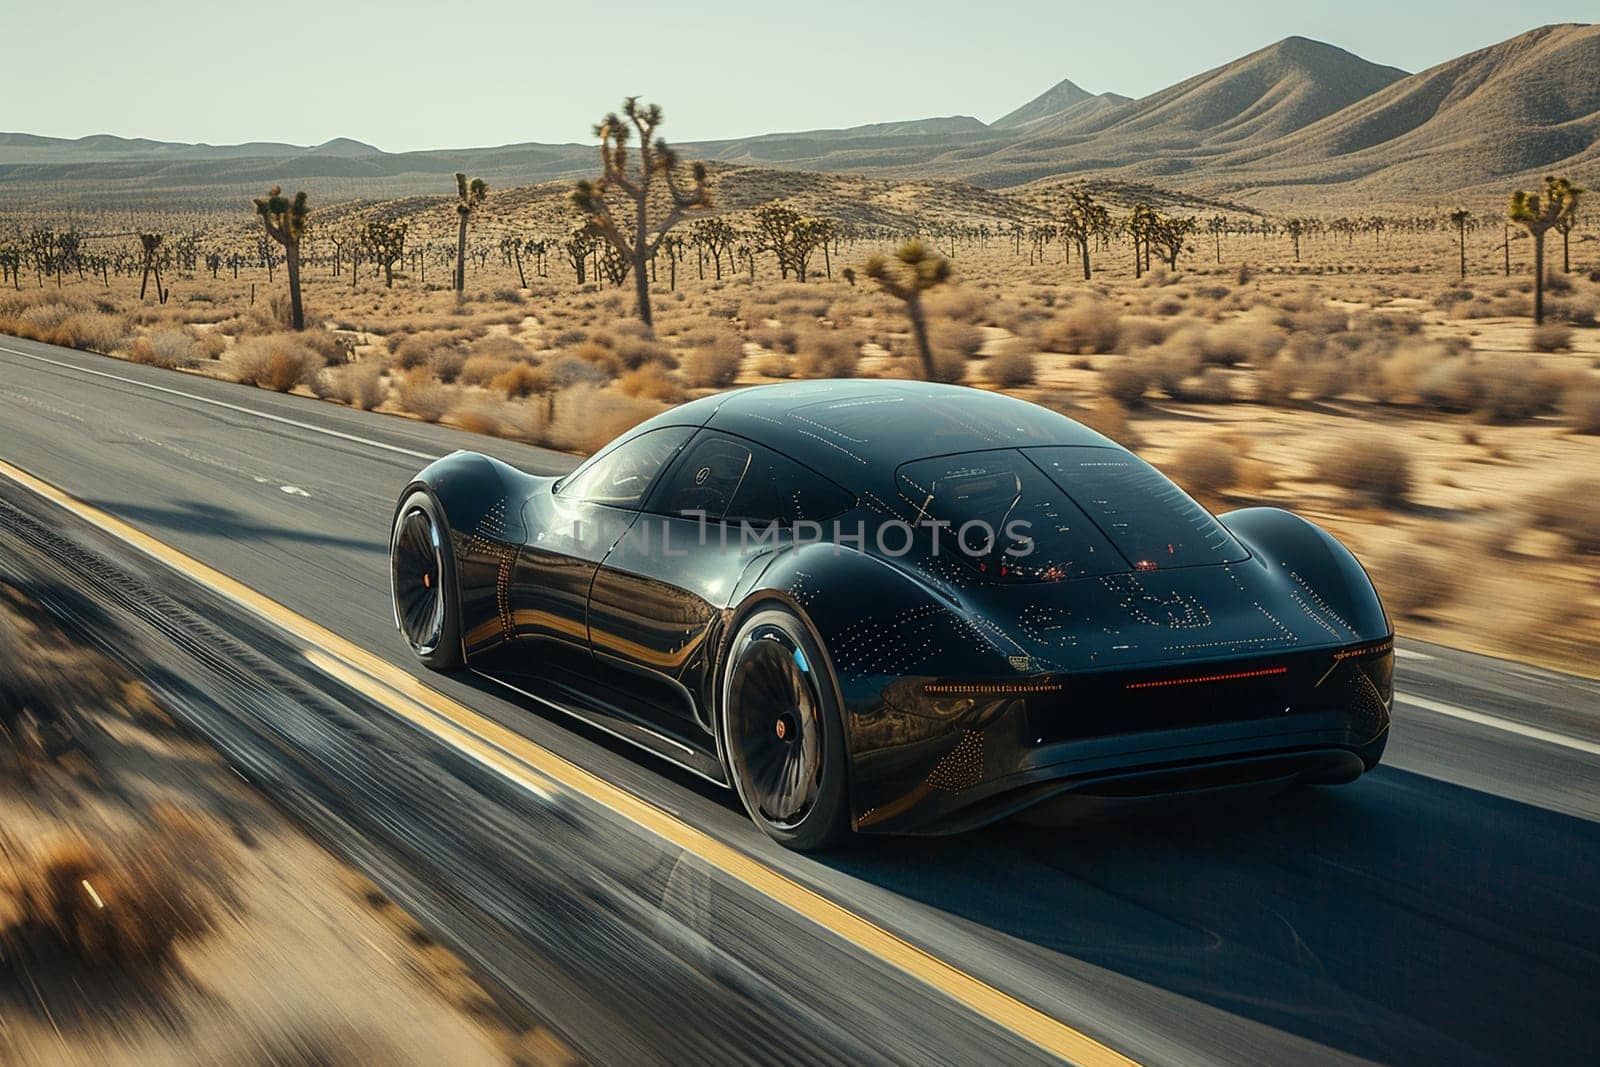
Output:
2,2,1592,152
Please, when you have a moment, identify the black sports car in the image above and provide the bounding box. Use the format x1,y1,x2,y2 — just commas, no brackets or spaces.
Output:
390,380,1392,849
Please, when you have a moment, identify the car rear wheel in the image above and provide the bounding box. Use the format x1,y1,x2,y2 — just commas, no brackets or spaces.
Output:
390,490,463,670
720,606,849,851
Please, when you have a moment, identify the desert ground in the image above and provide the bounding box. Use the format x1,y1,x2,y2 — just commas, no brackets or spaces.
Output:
2,172,1596,676
0,580,575,1064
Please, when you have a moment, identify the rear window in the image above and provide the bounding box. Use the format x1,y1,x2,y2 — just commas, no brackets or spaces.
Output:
1027,446,1248,569
895,452,1123,582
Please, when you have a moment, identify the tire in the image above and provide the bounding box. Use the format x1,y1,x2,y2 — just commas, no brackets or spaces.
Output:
390,489,464,670
720,606,850,851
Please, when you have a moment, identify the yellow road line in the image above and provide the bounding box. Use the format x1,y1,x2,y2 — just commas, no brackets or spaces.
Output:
0,456,1136,1067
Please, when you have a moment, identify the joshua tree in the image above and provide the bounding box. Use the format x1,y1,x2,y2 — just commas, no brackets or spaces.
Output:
1448,208,1472,279
571,97,711,329
361,219,407,288
1509,176,1581,324
862,240,950,381
1207,215,1227,263
1553,183,1584,273
1147,212,1197,271
1059,190,1108,281
452,172,487,293
253,186,309,329
1284,217,1305,263
137,232,165,302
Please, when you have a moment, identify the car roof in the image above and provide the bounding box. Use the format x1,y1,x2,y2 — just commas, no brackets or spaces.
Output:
700,380,1119,479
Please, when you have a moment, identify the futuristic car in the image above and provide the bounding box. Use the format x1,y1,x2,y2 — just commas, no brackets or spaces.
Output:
390,380,1392,849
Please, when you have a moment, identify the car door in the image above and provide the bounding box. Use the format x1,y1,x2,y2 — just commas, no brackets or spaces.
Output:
587,430,855,735
505,425,694,678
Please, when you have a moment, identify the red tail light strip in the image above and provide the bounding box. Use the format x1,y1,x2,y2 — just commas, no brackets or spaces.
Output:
1125,666,1287,690
1332,637,1394,661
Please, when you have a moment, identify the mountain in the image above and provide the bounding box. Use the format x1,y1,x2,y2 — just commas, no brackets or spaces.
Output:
992,78,1095,130
936,36,1409,186
1193,23,1600,199
0,26,1594,210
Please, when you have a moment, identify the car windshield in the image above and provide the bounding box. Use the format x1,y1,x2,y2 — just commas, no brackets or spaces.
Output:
896,447,1248,581
1026,446,1248,570
895,452,1124,582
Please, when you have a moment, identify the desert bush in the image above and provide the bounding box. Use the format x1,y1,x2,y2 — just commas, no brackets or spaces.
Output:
927,287,987,324
543,386,664,452
230,335,322,391
1562,380,1600,434
1316,439,1412,508
460,354,514,386
1101,360,1150,404
452,403,502,437
751,324,800,354
793,326,860,379
127,328,202,369
756,352,796,378
1116,316,1169,349
1372,552,1458,620
1039,298,1121,354
468,334,533,362
1175,366,1237,403
316,361,388,410
681,334,744,388
1167,441,1237,497
389,329,472,370
1528,480,1600,554
986,342,1037,388
1530,323,1573,352
491,362,549,399
49,311,127,353
395,368,453,422
430,349,467,383
0,809,231,973
1254,355,1297,406
544,354,614,389
615,334,674,370
933,322,986,362
566,340,623,377
618,363,686,403
1201,320,1284,366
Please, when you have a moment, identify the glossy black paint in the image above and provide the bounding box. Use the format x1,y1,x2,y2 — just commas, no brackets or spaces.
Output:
396,381,1394,835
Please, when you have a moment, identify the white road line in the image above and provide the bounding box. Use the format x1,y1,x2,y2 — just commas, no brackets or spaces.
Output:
1393,648,1433,661
0,343,438,462
1402,693,1600,757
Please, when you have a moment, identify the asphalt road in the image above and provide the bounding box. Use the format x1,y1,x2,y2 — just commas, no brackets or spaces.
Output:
2,335,1597,1065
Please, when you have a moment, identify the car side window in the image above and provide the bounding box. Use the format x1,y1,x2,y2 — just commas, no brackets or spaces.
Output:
558,426,694,509
651,432,854,523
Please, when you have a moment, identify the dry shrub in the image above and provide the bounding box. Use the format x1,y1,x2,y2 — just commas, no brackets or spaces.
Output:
545,354,614,389
756,352,795,378
430,349,467,383
1200,321,1284,366
0,808,232,974
468,334,532,362
1530,323,1573,352
1172,366,1236,404
230,335,322,391
1101,360,1150,404
460,353,514,386
566,340,622,377
1316,439,1412,508
127,328,202,369
544,386,663,452
618,363,686,403
1562,380,1600,434
793,326,860,379
1413,356,1562,421
681,334,744,388
1167,441,1238,498
1039,298,1121,354
319,361,387,410
395,368,453,422
50,311,127,353
927,287,987,324
452,404,502,437
925,345,967,384
1117,316,1169,349
389,329,472,370
751,324,800,354
933,322,986,361
1528,481,1600,554
1255,355,1298,406
615,334,674,370
987,342,1037,388
492,362,550,399
1371,552,1458,620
